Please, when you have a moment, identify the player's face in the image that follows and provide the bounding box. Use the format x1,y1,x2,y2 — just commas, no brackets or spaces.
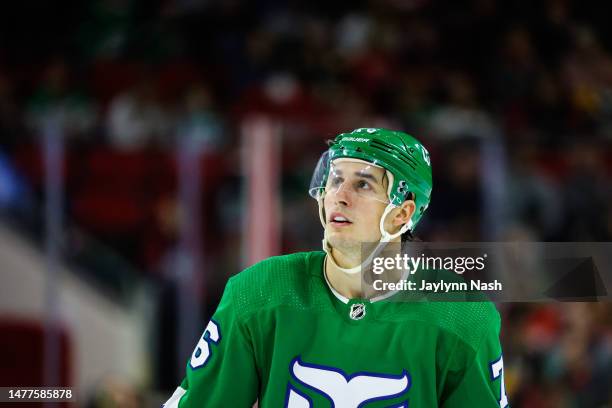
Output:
323,160,390,252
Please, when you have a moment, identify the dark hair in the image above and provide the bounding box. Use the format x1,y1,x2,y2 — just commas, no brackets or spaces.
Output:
401,229,421,243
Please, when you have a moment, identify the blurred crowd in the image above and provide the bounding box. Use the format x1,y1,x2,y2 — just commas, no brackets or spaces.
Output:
1,0,611,406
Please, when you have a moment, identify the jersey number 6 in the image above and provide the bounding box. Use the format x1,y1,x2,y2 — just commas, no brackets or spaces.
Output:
190,320,221,369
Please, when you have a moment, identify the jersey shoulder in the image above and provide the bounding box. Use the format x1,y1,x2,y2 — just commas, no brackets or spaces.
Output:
382,298,500,352
413,267,501,349
426,300,500,349
227,251,327,321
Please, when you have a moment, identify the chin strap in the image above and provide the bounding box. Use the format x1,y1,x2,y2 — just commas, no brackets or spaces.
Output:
319,198,412,275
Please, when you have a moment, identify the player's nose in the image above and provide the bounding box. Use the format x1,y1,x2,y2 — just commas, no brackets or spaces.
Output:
333,183,352,207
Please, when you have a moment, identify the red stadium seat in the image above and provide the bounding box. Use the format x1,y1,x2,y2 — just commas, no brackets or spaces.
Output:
72,189,148,235
0,317,72,407
91,61,147,108
84,148,153,189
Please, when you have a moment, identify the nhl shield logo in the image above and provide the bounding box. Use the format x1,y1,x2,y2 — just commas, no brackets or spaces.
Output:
349,303,366,320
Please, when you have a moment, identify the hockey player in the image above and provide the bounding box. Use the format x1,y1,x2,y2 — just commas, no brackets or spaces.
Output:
164,128,508,407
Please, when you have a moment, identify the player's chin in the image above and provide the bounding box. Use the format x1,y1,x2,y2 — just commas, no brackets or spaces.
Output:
326,230,344,241
327,233,359,250
326,226,353,241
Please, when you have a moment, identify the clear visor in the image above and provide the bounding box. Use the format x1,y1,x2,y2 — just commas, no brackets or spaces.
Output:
309,152,390,204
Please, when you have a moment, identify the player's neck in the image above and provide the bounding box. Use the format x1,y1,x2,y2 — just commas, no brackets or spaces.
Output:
325,237,404,300
329,245,362,269
324,255,365,299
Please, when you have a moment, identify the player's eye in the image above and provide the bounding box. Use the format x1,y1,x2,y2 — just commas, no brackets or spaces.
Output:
329,176,343,187
356,180,372,190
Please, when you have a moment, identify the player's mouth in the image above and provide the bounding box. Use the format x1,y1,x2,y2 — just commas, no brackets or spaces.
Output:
329,212,353,227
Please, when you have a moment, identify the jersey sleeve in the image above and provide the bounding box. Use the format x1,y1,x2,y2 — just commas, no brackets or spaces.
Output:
163,278,259,408
441,308,508,408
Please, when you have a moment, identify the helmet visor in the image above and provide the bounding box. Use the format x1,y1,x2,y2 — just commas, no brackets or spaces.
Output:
309,152,390,204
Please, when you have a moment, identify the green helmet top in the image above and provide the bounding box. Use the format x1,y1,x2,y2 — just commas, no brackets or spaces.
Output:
324,128,433,230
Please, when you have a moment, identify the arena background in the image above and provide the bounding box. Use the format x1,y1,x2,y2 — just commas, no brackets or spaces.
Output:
0,0,611,406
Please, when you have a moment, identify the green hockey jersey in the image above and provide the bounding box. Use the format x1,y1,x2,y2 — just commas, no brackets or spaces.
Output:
164,251,507,407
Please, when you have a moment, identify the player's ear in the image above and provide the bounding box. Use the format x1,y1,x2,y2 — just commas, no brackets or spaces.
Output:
392,199,416,227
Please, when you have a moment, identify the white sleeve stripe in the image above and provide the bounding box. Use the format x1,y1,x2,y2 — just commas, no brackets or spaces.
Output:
163,386,187,408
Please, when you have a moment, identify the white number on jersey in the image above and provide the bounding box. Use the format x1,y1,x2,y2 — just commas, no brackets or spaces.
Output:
489,356,509,408
190,320,221,369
